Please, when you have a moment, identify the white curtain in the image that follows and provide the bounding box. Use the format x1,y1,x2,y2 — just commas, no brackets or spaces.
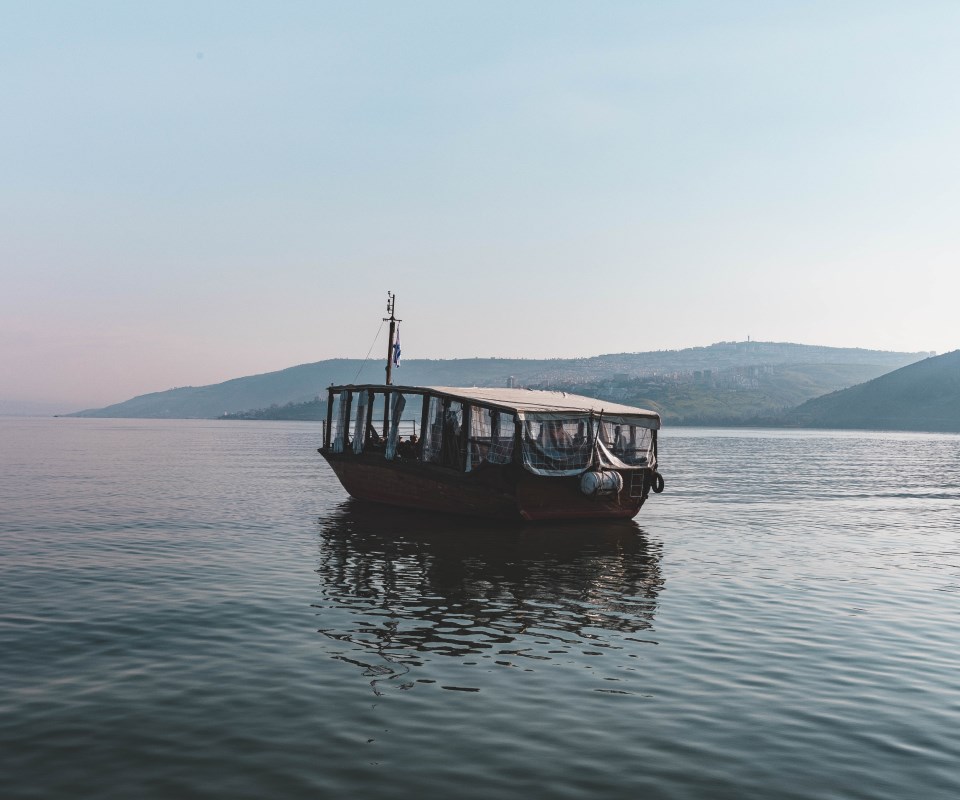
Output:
385,392,406,460
331,391,349,453
352,391,368,454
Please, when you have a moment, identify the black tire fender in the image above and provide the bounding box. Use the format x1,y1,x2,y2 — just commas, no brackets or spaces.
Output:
652,471,665,494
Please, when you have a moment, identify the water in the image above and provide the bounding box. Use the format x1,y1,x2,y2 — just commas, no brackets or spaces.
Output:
2,418,959,799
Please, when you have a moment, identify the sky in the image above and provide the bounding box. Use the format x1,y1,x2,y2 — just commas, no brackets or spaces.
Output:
2,1,959,411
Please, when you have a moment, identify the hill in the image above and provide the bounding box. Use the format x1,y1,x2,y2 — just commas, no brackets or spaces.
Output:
68,341,931,420
788,350,960,432
220,399,327,421
535,362,909,426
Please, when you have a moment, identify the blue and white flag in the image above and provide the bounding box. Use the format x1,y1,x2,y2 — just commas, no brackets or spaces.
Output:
392,327,401,367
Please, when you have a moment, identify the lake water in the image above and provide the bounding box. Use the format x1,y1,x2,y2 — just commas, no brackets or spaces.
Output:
2,418,959,799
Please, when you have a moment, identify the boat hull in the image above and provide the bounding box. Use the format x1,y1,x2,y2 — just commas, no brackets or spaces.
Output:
321,451,648,521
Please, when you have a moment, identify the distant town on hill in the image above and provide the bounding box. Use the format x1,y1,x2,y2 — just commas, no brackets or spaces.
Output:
67,340,942,429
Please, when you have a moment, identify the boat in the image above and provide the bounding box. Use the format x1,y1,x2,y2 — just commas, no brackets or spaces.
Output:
317,294,664,521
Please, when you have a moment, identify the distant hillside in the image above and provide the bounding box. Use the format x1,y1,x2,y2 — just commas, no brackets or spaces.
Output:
788,350,960,432
68,341,931,419
220,399,326,421
535,362,928,426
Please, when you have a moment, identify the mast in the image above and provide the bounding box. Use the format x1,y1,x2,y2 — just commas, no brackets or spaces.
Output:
384,291,398,386
382,292,400,438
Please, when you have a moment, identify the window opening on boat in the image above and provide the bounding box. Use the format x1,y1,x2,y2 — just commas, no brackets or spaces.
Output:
421,396,465,468
441,400,464,469
466,406,516,471
519,414,595,476
596,420,654,468
361,391,387,452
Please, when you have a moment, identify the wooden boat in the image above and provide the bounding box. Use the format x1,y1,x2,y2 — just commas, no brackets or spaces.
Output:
317,294,664,521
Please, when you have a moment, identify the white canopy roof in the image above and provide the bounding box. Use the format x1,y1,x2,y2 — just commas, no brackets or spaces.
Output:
330,384,661,427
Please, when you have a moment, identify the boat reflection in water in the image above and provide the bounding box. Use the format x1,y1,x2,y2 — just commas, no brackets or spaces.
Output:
313,500,665,695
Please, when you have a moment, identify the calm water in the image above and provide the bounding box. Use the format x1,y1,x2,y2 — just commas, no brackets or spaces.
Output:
2,418,959,800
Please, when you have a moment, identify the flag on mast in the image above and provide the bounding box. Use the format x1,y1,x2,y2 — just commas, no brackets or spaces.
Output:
392,326,401,367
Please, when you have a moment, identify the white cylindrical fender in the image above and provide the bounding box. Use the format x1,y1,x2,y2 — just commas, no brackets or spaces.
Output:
579,469,624,497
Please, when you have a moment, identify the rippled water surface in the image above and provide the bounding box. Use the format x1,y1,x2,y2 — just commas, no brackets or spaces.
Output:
2,419,959,799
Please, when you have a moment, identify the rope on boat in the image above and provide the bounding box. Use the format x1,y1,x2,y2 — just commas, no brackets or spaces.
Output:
351,320,385,384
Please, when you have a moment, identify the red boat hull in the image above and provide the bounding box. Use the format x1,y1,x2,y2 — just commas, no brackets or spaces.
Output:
321,452,647,521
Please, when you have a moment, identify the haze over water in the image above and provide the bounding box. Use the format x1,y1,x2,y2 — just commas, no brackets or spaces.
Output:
2,418,959,799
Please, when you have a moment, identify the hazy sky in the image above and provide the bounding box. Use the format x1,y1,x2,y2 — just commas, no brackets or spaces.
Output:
3,1,959,410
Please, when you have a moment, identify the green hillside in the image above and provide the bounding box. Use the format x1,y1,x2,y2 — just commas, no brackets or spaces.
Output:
789,350,960,432
535,363,905,426
67,341,930,420
220,399,327,421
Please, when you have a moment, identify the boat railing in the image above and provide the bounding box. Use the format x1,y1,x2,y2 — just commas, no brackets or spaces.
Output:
346,419,419,437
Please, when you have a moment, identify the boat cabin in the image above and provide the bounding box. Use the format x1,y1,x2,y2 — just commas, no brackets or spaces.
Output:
321,384,660,478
